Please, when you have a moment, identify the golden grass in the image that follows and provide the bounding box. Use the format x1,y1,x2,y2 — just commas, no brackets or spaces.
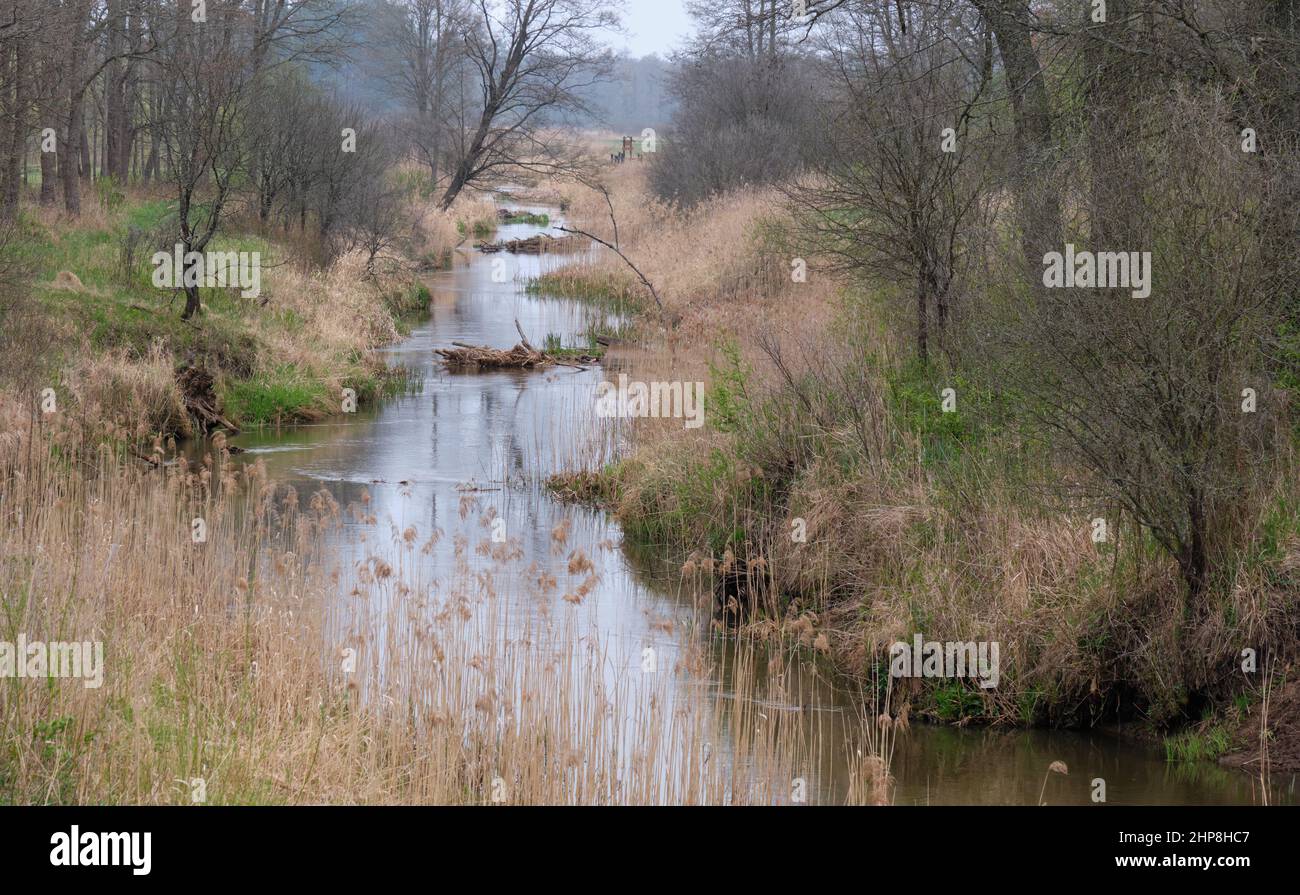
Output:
0,405,888,804
70,342,193,441
535,165,1300,734
261,251,403,362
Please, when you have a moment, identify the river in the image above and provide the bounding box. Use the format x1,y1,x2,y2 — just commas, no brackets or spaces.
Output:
223,209,1291,806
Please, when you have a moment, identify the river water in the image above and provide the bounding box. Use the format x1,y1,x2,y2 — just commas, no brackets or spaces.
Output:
224,211,1291,806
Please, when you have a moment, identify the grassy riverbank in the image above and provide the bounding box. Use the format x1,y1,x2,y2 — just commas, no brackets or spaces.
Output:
1,184,501,433
0,175,868,804
540,165,1300,772
0,399,869,805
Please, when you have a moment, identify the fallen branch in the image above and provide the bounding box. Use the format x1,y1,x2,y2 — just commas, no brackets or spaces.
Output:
515,319,535,351
436,343,601,370
438,320,599,369
474,233,578,254
556,225,670,325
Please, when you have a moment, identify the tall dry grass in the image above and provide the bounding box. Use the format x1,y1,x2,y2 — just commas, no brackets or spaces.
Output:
0,403,888,804
68,343,194,441
262,251,404,360
536,165,835,347
410,191,499,262
539,165,1300,738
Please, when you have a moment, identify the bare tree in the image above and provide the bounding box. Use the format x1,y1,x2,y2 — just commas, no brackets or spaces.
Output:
436,0,617,210
984,91,1283,604
794,0,994,362
683,0,795,62
371,0,471,189
154,3,254,319
248,69,311,226
340,131,409,275
965,0,1061,272
649,52,825,206
0,0,40,217
53,0,99,216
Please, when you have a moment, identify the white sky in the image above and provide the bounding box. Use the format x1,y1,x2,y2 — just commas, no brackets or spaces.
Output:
608,0,694,58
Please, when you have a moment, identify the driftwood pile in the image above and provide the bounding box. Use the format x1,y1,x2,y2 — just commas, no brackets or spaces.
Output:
437,342,552,368
474,233,576,255
436,322,600,370
177,365,238,433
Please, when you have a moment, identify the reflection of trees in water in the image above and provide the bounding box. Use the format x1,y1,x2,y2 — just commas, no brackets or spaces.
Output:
882,723,1281,806
612,540,871,803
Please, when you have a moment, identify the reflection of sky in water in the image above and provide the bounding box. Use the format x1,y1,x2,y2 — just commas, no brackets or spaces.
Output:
216,215,1287,806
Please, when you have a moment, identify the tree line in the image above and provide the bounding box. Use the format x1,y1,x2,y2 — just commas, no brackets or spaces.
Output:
654,0,1299,619
0,0,621,315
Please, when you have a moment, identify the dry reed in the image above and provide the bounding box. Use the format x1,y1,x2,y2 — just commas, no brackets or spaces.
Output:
0,402,887,804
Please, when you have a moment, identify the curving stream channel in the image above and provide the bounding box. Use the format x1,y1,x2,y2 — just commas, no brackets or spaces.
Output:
223,210,1291,806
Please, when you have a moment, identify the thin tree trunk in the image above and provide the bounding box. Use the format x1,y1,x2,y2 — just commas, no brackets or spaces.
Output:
40,146,57,206
106,0,127,183
80,110,91,182
1085,0,1137,247
915,272,929,363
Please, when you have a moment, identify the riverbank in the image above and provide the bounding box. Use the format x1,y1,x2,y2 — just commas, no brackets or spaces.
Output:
0,411,852,804
0,206,872,805
3,183,1286,804
0,184,502,433
538,164,1300,776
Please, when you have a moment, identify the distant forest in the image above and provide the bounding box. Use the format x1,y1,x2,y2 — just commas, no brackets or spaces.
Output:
325,1,675,132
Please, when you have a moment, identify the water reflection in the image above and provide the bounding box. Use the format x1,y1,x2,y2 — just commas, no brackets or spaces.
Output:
215,212,1285,805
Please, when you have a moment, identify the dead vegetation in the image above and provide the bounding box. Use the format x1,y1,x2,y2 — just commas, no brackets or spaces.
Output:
542,157,1300,739
474,233,579,254
437,321,600,370
0,404,880,805
176,365,238,434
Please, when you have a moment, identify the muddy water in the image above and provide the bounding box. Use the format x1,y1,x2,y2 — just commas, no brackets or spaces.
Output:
225,211,1291,805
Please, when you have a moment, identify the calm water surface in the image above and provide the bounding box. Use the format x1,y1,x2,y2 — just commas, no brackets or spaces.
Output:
221,210,1289,806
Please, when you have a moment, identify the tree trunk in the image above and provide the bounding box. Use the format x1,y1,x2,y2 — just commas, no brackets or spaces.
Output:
143,100,160,184
1,36,24,218
79,112,91,182
1180,494,1210,604
971,0,1061,268
61,92,85,215
40,149,57,206
915,272,929,363
439,160,471,211
182,282,202,320
1084,0,1138,247
105,0,127,183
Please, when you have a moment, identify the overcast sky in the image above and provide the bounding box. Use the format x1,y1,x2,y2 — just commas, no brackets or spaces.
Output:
609,0,694,58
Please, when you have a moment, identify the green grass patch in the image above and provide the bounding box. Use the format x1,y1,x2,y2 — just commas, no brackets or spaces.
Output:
929,682,986,722
502,212,550,226
526,270,648,314
542,332,604,358
384,282,432,316
222,365,329,427
1163,724,1234,763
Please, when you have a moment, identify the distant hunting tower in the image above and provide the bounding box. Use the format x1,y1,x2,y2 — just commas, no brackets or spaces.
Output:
622,136,634,157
